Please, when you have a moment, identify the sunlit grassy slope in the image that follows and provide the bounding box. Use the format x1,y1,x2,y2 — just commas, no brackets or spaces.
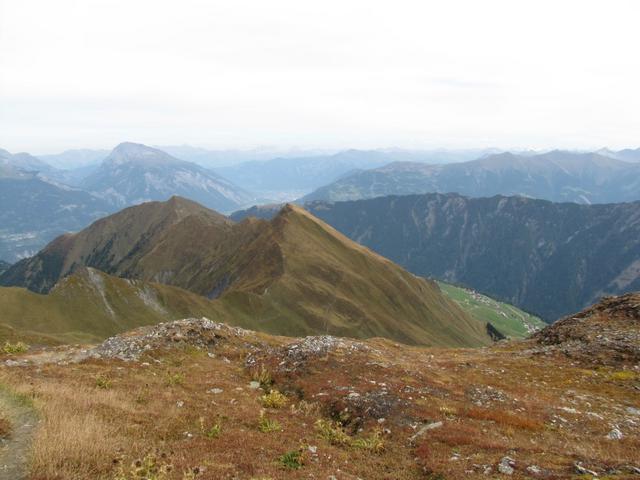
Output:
0,267,226,344
437,281,546,338
0,199,496,348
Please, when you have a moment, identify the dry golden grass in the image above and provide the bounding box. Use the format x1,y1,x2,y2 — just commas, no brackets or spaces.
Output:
14,382,126,479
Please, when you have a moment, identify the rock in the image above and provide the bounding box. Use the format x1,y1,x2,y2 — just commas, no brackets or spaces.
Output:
90,317,248,361
498,457,515,475
409,421,443,444
607,427,623,440
208,388,224,394
527,465,542,475
249,381,260,390
626,406,640,416
575,462,598,476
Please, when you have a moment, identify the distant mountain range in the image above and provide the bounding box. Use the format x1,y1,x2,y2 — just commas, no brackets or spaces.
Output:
234,193,640,321
303,151,640,204
0,148,57,175
38,148,110,170
81,142,254,212
0,197,494,346
213,148,502,199
598,147,640,163
0,170,113,262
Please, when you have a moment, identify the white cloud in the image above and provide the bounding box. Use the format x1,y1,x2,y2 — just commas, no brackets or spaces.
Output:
1,0,638,153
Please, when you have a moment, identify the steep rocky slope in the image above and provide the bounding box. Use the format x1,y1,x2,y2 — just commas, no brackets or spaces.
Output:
532,292,640,365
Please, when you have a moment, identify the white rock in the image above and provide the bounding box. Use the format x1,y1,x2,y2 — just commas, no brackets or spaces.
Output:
607,427,623,440
498,457,515,475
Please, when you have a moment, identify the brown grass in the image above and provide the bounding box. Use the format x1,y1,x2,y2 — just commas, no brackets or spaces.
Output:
463,406,545,431
0,330,637,479
19,382,126,479
0,415,10,437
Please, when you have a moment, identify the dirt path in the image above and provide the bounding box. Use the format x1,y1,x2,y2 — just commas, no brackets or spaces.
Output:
0,387,38,480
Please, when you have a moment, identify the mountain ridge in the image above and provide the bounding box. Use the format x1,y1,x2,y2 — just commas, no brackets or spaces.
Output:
0,197,493,346
303,150,640,204
234,193,640,321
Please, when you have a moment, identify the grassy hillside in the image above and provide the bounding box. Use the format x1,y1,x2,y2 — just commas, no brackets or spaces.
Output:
209,205,493,347
437,281,546,338
0,199,496,347
0,267,226,344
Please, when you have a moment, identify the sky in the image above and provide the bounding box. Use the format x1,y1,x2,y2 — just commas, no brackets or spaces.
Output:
1,0,639,154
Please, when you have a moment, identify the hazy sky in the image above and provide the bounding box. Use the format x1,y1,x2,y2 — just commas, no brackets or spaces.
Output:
1,0,639,153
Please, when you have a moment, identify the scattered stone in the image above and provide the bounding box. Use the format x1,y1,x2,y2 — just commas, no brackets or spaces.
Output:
249,381,260,390
90,317,249,361
526,465,542,475
498,457,515,475
176,401,184,408
208,388,224,395
409,421,443,444
607,427,623,440
575,462,598,476
626,406,640,416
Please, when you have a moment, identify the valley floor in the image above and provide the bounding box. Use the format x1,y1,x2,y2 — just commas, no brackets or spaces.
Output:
0,319,639,479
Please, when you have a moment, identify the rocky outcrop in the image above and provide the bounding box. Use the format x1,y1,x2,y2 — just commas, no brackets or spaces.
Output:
533,292,640,365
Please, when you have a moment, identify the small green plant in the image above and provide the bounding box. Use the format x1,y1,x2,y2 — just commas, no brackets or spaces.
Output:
260,389,287,408
278,450,304,470
252,365,273,389
114,453,172,480
165,371,185,386
315,419,351,446
205,424,221,439
609,370,637,381
2,341,28,355
198,417,221,438
258,410,282,433
95,375,112,390
290,400,320,417
352,428,385,453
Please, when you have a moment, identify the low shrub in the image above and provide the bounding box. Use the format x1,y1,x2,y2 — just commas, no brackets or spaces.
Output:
279,450,303,470
258,411,282,433
2,341,28,355
352,428,384,453
260,390,287,409
315,419,350,446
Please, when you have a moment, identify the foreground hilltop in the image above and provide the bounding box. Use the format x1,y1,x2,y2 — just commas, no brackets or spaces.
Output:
533,292,640,365
1,293,638,479
0,197,492,347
